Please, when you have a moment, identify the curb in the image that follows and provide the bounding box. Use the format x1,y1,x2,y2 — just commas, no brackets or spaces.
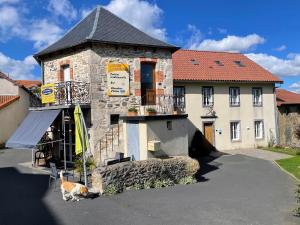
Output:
273,160,300,184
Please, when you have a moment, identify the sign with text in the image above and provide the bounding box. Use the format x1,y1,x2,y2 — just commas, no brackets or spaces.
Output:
107,63,130,96
41,83,55,104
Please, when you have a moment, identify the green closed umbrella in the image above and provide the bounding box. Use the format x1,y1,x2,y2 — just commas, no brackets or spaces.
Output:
74,104,88,186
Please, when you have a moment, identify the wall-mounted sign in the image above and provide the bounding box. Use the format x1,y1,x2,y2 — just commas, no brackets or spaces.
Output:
107,63,130,96
41,83,55,104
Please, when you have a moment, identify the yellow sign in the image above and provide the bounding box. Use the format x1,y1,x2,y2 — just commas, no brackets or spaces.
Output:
41,83,55,104
107,63,130,96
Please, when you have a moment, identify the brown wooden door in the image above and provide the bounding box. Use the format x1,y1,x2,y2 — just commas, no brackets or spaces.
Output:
204,123,214,145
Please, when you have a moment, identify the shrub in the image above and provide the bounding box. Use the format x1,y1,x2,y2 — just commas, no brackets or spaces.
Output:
103,184,118,196
154,179,174,188
128,107,138,112
132,183,143,190
179,176,196,185
146,107,156,113
143,180,153,189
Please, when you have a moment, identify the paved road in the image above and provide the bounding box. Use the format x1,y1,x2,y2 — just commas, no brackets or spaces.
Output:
219,148,293,161
0,149,299,225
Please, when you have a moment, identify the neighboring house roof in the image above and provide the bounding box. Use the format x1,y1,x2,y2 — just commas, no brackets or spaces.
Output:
173,50,283,83
0,95,20,110
34,6,178,60
276,89,300,106
15,80,41,89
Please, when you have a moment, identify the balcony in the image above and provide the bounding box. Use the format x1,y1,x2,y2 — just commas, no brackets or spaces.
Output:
53,81,90,105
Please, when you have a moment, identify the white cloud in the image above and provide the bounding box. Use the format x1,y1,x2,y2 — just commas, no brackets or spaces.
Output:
246,53,300,77
0,0,19,4
274,45,287,52
288,82,300,93
105,0,167,41
0,5,23,41
186,24,203,49
47,0,77,21
188,34,265,52
28,19,63,50
0,52,38,80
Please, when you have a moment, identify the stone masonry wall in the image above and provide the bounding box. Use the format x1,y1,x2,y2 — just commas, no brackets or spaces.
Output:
92,156,199,194
43,48,91,84
42,44,173,165
89,44,173,164
278,106,300,147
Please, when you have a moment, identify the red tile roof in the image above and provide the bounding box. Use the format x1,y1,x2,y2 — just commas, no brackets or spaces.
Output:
276,89,300,106
173,50,283,83
15,80,41,89
0,95,20,110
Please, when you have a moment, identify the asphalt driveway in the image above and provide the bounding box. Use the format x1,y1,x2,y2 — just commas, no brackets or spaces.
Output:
0,149,299,225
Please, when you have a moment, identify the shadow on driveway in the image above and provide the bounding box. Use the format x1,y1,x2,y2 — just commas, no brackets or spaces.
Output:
0,167,60,225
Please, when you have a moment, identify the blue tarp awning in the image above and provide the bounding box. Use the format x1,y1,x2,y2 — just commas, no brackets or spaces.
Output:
6,109,61,149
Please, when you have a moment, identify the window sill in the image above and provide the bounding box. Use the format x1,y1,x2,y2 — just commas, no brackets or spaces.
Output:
203,104,214,108
253,104,263,107
230,104,240,107
231,139,241,142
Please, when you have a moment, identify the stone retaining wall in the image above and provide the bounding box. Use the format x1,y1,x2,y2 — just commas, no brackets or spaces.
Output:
92,156,199,194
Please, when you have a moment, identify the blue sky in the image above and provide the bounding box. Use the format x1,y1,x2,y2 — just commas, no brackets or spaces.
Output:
0,0,300,92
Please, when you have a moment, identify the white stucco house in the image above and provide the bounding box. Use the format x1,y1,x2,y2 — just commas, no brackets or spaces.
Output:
172,50,283,153
0,71,41,146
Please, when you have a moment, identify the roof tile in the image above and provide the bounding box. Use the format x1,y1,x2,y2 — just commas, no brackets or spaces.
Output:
276,89,300,106
173,50,283,83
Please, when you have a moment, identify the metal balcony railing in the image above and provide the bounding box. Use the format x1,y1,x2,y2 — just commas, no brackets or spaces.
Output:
54,81,91,105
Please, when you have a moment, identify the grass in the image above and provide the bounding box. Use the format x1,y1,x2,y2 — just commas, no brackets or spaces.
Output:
259,146,300,182
259,146,300,156
276,156,300,182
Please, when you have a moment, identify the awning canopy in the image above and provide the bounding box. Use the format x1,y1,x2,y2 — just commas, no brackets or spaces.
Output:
6,109,61,149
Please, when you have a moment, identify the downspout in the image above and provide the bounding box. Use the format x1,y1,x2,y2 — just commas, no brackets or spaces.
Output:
41,61,44,85
274,85,280,145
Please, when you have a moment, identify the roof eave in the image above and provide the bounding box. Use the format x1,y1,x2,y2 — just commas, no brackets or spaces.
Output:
174,79,283,83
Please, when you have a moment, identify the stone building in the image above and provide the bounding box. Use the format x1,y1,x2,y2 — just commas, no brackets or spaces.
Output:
276,89,300,147
9,6,187,165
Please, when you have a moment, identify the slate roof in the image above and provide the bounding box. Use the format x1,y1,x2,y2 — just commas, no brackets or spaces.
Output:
173,50,283,83
276,89,300,106
34,6,178,60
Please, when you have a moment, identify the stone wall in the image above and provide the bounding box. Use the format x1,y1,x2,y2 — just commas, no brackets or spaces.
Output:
42,44,174,164
278,105,300,147
92,156,199,194
89,44,173,163
43,48,91,84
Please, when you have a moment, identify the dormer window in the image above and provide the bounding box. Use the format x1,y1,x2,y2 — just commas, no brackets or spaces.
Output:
234,60,245,67
191,59,199,65
214,60,224,66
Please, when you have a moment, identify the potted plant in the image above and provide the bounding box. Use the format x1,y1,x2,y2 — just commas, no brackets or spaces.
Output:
128,106,138,116
74,155,96,182
146,107,157,116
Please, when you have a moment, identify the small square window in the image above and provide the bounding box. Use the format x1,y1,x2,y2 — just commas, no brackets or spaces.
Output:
110,114,119,125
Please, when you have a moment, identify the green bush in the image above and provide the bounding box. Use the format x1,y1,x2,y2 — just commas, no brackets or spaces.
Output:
154,179,174,188
103,184,118,196
179,176,196,185
132,183,143,190
143,180,153,189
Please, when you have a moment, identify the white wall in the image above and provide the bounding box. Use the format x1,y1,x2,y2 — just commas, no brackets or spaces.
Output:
0,87,30,144
176,82,277,150
0,78,18,95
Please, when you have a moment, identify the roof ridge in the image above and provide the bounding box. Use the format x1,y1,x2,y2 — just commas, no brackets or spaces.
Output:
87,6,101,39
178,49,243,55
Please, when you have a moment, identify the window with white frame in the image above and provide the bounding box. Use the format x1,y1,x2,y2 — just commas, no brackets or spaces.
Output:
254,120,264,139
202,87,213,106
230,121,241,141
229,87,240,106
253,88,262,106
